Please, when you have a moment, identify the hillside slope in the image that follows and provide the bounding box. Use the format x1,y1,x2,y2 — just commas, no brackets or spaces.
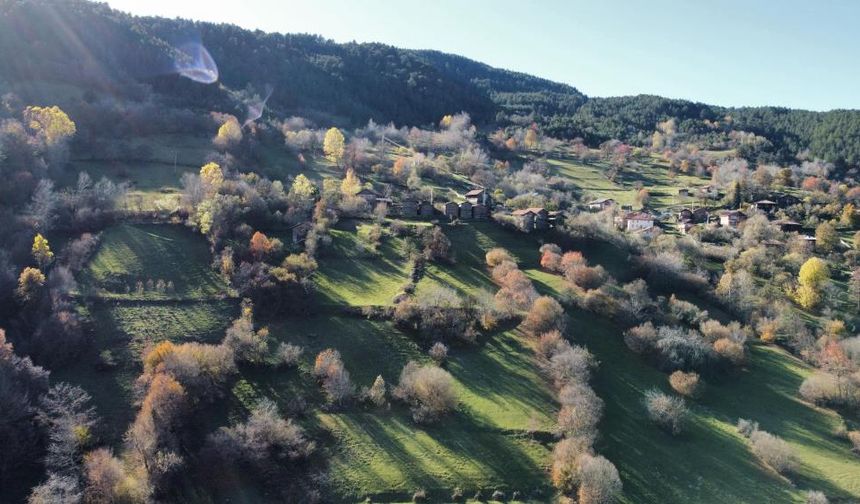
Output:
2,0,860,166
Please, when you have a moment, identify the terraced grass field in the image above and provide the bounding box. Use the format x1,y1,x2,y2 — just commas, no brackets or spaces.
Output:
80,223,228,300
547,153,713,210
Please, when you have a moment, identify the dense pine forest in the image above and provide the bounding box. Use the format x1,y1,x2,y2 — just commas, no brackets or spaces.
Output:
2,0,860,168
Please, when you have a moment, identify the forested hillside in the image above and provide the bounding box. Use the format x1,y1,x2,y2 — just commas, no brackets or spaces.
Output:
2,0,860,168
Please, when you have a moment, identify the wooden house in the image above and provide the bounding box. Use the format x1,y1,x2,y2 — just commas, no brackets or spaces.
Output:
618,211,655,232
418,201,434,218
719,210,747,228
752,199,777,213
586,198,615,211
473,203,488,220
400,200,418,217
465,188,488,206
356,188,380,206
443,201,459,220
289,221,313,244
458,201,473,219
774,219,802,233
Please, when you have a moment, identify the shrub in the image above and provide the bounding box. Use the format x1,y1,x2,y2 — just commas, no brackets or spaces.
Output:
393,361,457,423
206,399,315,474
577,454,622,504
366,375,386,407
644,389,687,435
428,342,449,364
537,330,566,359
276,343,304,368
736,418,759,438
550,437,592,494
522,296,565,336
624,322,657,354
749,430,798,474
847,431,860,454
713,338,745,365
486,248,514,268
555,384,603,441
566,265,607,290
669,371,702,398
547,344,596,387
805,491,829,504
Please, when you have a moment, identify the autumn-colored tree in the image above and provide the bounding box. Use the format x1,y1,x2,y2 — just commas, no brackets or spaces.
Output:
815,221,839,253
17,267,45,303
32,233,54,267
841,203,859,229
143,340,176,374
323,127,345,164
524,128,539,150
249,231,275,259
287,174,316,206
199,162,223,193
522,296,565,336
504,137,518,151
340,168,361,196
801,176,824,192
23,105,76,146
560,251,586,271
214,117,242,149
392,157,408,178
439,115,453,129
636,188,651,208
795,257,830,309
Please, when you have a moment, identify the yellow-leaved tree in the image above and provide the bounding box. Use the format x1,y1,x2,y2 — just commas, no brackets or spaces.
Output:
288,173,316,205
214,117,242,149
795,257,830,309
340,169,361,196
323,127,345,165
31,234,53,267
199,162,223,193
23,105,76,146
524,128,539,150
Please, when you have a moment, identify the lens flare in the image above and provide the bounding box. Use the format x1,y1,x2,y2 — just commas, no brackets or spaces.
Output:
244,85,274,127
173,42,218,84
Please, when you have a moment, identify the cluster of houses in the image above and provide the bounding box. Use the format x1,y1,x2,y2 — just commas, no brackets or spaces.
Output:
344,182,809,241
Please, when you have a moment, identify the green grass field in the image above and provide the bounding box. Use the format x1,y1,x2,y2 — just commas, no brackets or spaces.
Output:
53,300,235,444
547,152,713,210
314,223,414,306
80,223,228,300
62,215,860,503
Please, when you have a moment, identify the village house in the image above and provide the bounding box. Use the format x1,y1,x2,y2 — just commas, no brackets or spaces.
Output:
289,221,313,244
473,203,488,220
356,188,380,207
678,221,696,235
774,219,802,233
511,207,549,232
771,192,802,208
458,201,473,219
442,201,459,220
418,201,434,218
465,188,489,206
678,188,691,197
719,210,747,228
751,199,777,213
586,198,615,211
400,200,418,217
617,211,655,232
